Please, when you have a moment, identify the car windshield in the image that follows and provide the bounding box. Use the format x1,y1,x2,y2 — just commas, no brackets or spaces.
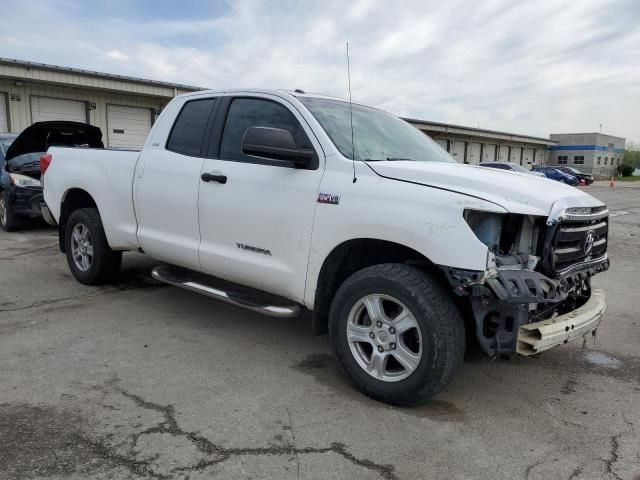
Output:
297,96,454,163
0,138,15,156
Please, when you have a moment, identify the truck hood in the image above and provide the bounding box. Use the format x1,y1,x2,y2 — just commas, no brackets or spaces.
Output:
367,161,604,217
5,121,103,161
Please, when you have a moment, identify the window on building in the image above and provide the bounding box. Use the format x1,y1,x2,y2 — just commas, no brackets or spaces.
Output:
557,155,568,165
604,158,608,165
166,98,217,156
597,156,601,165
573,155,584,165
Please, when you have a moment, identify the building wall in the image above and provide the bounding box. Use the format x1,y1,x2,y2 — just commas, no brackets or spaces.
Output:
0,78,169,137
549,133,625,178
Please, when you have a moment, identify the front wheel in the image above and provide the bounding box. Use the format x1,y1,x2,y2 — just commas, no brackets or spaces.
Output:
329,264,465,406
64,208,122,285
0,191,19,232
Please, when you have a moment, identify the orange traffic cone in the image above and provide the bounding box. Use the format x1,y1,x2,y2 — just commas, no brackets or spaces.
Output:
609,176,615,188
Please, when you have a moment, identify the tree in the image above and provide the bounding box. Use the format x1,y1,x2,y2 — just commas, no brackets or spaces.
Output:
622,142,640,169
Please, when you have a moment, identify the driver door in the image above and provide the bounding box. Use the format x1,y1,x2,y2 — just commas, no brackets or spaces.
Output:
197,94,324,302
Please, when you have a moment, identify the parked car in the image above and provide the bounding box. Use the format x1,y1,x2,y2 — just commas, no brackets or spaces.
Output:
40,89,609,405
552,166,594,185
479,162,546,178
0,122,103,231
532,166,579,185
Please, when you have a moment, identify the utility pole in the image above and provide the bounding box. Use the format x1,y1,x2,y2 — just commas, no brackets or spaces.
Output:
599,124,602,133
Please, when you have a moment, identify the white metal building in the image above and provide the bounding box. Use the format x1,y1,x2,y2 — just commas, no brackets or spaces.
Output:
0,58,198,149
404,118,556,166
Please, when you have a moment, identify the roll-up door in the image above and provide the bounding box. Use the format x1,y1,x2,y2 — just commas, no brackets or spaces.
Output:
523,148,535,165
436,139,448,152
468,143,481,165
483,144,496,161
510,147,522,164
31,96,87,123
498,145,509,162
107,105,152,149
0,93,8,132
452,141,466,163
535,149,545,165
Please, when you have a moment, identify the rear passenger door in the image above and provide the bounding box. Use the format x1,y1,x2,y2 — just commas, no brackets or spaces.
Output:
134,96,218,270
197,93,324,302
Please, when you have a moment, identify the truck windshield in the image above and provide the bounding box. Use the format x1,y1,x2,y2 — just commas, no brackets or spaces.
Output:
297,96,454,163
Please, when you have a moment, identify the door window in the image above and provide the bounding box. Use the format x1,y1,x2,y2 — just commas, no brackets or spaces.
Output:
219,98,313,166
166,98,216,156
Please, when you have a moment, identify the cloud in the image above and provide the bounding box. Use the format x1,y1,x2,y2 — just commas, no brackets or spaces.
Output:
0,0,638,142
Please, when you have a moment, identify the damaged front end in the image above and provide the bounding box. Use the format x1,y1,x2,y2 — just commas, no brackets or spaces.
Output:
445,206,609,357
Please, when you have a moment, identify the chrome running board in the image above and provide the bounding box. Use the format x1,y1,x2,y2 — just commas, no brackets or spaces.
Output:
151,265,302,319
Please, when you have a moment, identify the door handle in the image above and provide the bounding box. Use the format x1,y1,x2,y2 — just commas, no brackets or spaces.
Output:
201,172,227,184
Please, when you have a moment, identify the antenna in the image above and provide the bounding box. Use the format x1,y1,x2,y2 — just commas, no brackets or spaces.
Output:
347,42,357,183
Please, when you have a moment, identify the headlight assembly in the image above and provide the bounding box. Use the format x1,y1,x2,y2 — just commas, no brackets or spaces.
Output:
9,173,41,188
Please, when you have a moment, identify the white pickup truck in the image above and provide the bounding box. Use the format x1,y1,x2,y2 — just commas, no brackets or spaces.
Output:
38,89,609,405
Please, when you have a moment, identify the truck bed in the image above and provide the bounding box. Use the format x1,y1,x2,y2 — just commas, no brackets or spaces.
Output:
43,147,142,251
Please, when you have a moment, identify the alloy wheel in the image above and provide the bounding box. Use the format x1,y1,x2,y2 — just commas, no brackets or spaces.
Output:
71,223,94,271
347,293,423,382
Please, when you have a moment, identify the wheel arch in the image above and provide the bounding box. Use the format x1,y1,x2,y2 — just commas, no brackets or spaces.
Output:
58,188,98,252
310,238,445,335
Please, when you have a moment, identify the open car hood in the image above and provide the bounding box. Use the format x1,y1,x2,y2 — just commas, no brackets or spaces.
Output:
5,121,103,161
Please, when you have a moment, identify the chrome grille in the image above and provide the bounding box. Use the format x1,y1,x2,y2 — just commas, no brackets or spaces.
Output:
550,217,608,273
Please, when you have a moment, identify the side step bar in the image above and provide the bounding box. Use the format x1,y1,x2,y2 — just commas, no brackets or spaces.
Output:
151,265,302,318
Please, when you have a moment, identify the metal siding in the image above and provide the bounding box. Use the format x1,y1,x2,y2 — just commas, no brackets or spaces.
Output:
468,143,481,165
452,141,466,163
31,96,87,123
0,92,7,132
107,104,152,149
498,145,509,162
483,144,496,161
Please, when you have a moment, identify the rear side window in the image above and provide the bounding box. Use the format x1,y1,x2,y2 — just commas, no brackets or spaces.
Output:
219,98,311,164
166,98,216,156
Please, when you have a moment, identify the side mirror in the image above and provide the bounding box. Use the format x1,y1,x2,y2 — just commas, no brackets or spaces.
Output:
242,127,314,167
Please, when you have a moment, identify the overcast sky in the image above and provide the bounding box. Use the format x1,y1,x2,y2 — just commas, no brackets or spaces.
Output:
1,0,638,142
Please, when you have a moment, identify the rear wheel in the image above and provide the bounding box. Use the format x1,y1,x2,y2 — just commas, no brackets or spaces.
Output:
64,208,121,284
0,191,19,232
329,263,465,406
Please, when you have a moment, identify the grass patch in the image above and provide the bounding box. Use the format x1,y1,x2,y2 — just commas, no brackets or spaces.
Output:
617,176,640,182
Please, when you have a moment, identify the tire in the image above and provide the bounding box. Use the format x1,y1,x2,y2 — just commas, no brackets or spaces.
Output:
328,263,465,406
64,208,122,285
0,191,19,232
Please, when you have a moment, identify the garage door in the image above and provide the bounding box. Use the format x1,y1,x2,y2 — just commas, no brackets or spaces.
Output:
452,141,466,163
535,150,545,165
468,143,481,165
523,148,535,165
107,105,152,149
483,144,496,162
498,145,509,162
510,147,522,164
0,93,7,132
31,96,87,123
436,139,448,152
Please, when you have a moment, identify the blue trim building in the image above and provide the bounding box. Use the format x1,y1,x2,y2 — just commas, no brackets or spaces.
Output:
548,133,626,178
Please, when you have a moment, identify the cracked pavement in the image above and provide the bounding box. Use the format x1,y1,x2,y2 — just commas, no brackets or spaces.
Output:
1,183,640,479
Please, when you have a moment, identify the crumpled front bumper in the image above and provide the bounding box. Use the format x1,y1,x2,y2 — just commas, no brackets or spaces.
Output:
516,289,606,355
